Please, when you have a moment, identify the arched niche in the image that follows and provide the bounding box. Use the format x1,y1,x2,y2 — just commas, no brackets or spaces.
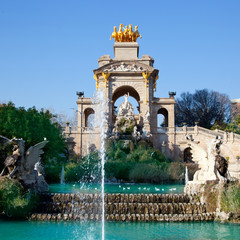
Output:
157,108,169,127
84,108,95,127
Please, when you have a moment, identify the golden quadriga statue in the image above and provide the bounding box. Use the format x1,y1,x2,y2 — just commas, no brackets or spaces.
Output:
110,24,142,42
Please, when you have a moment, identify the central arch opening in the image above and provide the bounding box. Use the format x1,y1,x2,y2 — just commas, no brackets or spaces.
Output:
112,86,141,123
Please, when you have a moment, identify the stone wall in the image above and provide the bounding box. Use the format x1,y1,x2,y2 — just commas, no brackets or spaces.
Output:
30,193,215,222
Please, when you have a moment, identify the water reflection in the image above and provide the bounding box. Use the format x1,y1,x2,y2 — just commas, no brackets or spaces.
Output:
0,220,239,240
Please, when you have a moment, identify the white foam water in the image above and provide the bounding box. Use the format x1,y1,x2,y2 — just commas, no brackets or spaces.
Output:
92,89,108,240
60,165,65,184
185,166,189,184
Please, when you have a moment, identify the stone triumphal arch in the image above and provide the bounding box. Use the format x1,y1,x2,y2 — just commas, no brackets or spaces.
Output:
64,25,240,179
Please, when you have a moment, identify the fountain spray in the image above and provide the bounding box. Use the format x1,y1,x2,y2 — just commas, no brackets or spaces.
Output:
185,166,189,185
92,89,108,240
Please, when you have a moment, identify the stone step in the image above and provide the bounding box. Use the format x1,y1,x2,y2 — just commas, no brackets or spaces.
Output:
29,212,215,222
40,193,197,204
36,202,206,215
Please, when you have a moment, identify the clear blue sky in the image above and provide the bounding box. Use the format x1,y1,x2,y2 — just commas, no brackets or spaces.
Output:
0,0,239,119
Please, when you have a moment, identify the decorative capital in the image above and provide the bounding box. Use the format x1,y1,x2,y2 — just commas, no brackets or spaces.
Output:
142,71,152,80
102,72,110,80
94,74,99,90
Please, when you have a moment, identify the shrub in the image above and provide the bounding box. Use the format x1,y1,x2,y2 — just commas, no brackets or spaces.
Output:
129,163,169,183
220,182,240,214
105,162,135,181
167,162,185,181
0,178,39,219
65,152,101,183
44,162,62,183
63,139,185,184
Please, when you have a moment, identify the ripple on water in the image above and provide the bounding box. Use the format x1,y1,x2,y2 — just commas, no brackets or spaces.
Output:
0,220,239,240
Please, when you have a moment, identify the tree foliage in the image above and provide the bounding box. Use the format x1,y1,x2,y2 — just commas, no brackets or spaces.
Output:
0,102,66,164
175,89,231,129
224,115,240,134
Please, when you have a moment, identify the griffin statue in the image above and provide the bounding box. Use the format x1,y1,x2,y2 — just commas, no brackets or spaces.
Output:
0,136,49,192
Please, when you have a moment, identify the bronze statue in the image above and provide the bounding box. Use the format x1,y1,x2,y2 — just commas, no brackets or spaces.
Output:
0,138,23,178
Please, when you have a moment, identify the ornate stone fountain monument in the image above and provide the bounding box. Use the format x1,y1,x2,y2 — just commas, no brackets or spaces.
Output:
64,24,240,180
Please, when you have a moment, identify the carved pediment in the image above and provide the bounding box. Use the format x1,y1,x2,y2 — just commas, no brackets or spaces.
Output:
93,61,156,75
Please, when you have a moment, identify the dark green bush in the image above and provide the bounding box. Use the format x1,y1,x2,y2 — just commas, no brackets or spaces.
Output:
62,139,185,184
167,162,185,181
44,162,62,183
129,163,173,183
105,162,135,181
65,152,101,183
0,178,39,219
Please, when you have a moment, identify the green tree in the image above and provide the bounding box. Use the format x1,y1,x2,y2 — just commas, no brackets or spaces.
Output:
225,115,240,134
0,102,66,165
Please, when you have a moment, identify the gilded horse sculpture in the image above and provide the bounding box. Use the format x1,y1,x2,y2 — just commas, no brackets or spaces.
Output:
133,26,142,42
110,24,142,42
128,24,134,42
118,23,124,42
110,26,118,42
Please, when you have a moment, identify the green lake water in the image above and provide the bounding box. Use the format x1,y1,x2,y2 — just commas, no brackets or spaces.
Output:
49,183,185,194
0,220,239,240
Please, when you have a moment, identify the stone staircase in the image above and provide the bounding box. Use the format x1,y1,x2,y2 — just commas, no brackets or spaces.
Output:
30,193,215,222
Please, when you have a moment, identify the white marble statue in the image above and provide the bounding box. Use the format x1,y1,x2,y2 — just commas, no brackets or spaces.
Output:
186,136,225,182
144,110,150,123
118,93,134,118
184,136,230,194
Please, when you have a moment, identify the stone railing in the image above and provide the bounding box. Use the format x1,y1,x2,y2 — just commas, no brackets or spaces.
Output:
29,193,215,222
186,127,195,132
83,127,94,132
70,127,78,132
198,127,240,142
156,127,168,133
198,127,224,137
175,127,183,132
234,133,240,140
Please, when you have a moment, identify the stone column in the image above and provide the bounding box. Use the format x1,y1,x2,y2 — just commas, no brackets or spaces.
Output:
77,98,84,156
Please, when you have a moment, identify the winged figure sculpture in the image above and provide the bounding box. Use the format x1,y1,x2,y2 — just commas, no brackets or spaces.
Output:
186,135,228,183
0,137,49,192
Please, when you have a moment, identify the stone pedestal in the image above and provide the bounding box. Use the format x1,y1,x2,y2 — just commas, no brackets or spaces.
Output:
114,42,139,60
